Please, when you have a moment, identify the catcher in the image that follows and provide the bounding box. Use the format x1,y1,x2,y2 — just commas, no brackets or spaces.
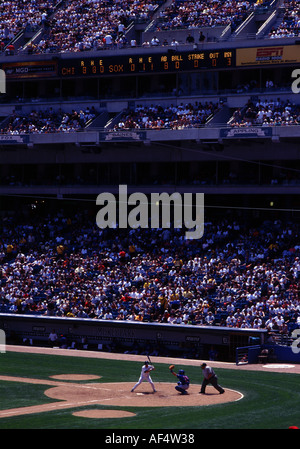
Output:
131,361,156,393
169,365,190,395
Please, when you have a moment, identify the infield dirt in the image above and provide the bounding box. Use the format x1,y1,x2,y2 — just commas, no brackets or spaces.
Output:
1,345,298,420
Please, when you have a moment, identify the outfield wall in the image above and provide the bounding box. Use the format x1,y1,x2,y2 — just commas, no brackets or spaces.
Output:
0,313,267,361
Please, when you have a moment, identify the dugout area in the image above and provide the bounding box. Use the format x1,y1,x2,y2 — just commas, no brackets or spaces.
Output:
1,312,267,362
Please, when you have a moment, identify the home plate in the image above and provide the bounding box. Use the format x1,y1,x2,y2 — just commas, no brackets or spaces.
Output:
263,364,295,369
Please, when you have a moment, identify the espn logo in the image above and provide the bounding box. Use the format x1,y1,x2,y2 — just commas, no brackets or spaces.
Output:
0,69,6,93
256,47,283,61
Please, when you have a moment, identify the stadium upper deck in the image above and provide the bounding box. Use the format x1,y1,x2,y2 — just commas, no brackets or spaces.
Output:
0,0,297,56
0,0,298,185
0,2,298,105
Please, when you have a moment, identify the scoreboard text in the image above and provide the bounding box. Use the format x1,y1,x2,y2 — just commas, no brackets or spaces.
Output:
59,49,235,77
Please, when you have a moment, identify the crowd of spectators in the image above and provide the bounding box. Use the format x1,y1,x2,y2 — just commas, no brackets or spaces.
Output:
230,98,300,127
1,98,299,135
268,0,300,39
113,102,220,130
19,0,163,54
0,107,97,134
0,0,298,56
0,0,56,48
0,209,299,343
155,0,253,32
0,0,253,55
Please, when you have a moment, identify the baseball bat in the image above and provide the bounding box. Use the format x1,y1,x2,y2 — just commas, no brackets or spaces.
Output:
147,354,152,364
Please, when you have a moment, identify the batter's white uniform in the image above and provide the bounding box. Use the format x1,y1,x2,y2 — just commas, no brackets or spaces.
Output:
131,363,156,392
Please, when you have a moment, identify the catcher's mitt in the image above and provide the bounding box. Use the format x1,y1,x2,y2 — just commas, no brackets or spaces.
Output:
169,364,175,370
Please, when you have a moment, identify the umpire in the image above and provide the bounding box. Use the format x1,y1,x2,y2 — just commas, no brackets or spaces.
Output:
199,362,225,394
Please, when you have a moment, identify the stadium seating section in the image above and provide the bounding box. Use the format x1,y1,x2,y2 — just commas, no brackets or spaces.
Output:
0,0,299,354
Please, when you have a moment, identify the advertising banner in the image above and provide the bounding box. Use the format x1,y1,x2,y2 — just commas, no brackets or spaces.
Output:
236,45,300,67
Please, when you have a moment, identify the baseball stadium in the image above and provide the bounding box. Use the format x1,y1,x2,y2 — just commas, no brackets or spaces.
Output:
0,0,299,434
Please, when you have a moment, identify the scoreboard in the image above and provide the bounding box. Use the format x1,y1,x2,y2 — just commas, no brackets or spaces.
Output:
2,45,298,80
59,49,235,77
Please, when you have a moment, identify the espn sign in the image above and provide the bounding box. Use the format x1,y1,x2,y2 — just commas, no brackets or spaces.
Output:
256,47,283,61
236,45,300,66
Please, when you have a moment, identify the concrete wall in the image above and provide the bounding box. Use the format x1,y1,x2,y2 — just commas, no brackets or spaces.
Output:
0,313,267,361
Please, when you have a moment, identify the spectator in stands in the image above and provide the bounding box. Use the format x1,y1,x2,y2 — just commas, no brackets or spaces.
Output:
155,0,251,32
230,99,300,127
0,107,97,134
0,206,299,353
170,38,179,46
13,0,163,54
268,0,300,38
2,0,259,54
0,0,55,47
186,33,195,43
266,80,274,89
113,102,220,130
151,36,160,46
104,33,114,48
199,31,205,42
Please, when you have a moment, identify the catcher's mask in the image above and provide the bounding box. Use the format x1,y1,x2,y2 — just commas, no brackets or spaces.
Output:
178,369,185,375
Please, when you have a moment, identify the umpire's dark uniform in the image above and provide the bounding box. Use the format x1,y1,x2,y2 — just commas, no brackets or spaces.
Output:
200,363,225,394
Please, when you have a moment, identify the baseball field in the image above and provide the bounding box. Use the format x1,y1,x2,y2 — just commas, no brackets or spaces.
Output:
0,345,299,430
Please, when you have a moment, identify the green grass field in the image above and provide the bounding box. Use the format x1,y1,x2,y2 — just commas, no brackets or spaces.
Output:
0,350,299,430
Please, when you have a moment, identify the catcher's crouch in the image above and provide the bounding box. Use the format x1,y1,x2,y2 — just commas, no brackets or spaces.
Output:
169,365,190,395
131,361,156,393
